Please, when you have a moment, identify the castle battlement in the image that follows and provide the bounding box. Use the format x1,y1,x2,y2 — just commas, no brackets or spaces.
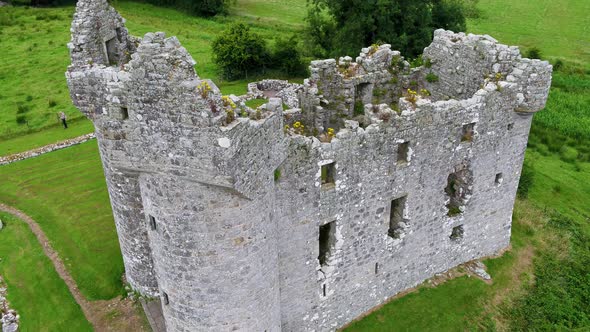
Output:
66,1,551,331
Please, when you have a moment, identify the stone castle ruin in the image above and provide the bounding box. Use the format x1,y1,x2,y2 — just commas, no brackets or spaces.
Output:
66,0,552,331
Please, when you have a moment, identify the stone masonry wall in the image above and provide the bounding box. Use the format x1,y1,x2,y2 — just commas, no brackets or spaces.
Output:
66,1,552,331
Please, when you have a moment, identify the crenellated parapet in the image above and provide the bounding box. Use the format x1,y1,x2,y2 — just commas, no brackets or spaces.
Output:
67,1,552,330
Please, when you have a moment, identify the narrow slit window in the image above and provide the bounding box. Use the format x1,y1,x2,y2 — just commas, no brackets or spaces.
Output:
495,173,503,185
120,107,129,120
397,142,410,164
149,215,157,231
388,195,408,239
318,221,336,267
375,263,379,274
450,225,464,241
322,284,327,297
461,123,476,142
321,162,336,188
162,292,169,305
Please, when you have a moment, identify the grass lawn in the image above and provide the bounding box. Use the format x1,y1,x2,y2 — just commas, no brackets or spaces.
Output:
0,212,93,332
0,140,124,301
0,117,94,156
245,98,268,109
468,0,590,65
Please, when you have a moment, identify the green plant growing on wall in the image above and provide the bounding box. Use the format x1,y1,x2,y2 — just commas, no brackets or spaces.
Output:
426,73,439,83
354,100,364,116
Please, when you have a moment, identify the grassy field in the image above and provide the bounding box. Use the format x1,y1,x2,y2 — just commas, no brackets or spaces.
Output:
0,212,93,332
468,0,590,65
0,117,94,156
0,140,124,301
0,0,307,144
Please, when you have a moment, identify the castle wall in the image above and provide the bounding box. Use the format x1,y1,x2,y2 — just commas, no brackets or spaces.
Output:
101,164,159,296
138,174,281,331
274,83,533,330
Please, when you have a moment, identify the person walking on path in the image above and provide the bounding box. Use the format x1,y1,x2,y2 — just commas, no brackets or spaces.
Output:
59,111,68,129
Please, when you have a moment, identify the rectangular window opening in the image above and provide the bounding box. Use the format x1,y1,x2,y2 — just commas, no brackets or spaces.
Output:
149,215,157,231
318,221,336,267
104,37,118,66
162,292,169,305
120,107,129,120
397,142,410,164
461,123,476,142
495,173,503,185
388,196,408,239
450,225,464,241
321,162,336,188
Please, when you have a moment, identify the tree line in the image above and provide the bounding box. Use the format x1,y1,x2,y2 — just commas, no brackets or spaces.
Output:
213,0,468,79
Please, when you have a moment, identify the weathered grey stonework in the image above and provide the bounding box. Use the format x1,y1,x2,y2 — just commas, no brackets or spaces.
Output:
1,275,19,332
66,1,552,331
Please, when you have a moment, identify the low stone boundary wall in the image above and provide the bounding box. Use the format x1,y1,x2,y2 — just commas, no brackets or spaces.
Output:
0,275,19,332
0,133,96,166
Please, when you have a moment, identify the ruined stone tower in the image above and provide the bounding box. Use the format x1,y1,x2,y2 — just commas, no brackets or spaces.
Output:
66,1,552,330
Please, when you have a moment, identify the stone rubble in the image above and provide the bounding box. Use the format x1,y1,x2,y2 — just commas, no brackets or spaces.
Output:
467,261,492,281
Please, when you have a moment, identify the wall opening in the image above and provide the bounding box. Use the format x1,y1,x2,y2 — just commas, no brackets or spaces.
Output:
355,83,374,106
461,123,476,142
321,162,336,188
445,164,473,217
162,292,169,305
318,221,336,267
388,195,408,239
450,225,464,241
508,123,515,131
375,263,379,274
397,142,410,164
149,215,157,231
120,107,129,120
322,284,327,297
104,37,118,65
495,173,504,185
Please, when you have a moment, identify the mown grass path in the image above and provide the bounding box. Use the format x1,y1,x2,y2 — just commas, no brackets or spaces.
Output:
0,203,98,328
0,203,146,332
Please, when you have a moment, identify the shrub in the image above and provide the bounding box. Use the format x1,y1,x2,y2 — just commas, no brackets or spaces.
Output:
559,146,579,163
271,36,306,76
132,0,229,16
517,159,534,199
526,47,542,59
48,99,57,108
212,24,269,80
